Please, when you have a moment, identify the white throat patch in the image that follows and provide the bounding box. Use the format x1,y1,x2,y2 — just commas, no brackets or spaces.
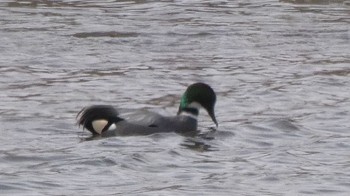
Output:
179,111,198,120
187,102,202,110
179,101,201,119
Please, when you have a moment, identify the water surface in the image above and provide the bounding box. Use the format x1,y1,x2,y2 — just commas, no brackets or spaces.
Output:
1,0,350,195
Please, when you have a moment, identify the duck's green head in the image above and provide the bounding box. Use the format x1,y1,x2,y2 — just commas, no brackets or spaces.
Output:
178,82,218,127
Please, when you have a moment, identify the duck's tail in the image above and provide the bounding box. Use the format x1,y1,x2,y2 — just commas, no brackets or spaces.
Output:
76,105,124,135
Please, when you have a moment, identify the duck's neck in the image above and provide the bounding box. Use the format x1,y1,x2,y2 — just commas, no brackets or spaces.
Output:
178,102,201,119
179,108,199,119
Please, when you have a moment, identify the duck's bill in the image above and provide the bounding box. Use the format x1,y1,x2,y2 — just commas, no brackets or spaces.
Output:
208,110,218,127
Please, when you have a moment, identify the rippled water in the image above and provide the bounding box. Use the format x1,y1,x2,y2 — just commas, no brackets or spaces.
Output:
1,0,350,195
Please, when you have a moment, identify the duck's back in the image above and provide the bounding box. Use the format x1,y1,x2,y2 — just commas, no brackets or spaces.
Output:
120,110,197,133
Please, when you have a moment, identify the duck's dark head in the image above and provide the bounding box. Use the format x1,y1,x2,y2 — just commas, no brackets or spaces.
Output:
178,83,218,127
77,105,124,135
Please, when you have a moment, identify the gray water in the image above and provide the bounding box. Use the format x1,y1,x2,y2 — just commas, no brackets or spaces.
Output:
1,0,350,195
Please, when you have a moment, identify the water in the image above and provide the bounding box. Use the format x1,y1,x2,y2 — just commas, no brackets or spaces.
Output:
1,0,350,195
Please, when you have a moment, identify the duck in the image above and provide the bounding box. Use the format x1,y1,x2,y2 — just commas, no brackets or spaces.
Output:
76,82,218,136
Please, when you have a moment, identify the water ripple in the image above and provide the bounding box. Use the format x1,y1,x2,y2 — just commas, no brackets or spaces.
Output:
1,0,350,195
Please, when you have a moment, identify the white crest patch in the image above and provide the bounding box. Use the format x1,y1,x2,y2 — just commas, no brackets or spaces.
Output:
92,119,108,134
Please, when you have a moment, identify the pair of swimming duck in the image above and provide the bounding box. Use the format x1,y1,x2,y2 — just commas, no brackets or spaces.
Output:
77,83,218,136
